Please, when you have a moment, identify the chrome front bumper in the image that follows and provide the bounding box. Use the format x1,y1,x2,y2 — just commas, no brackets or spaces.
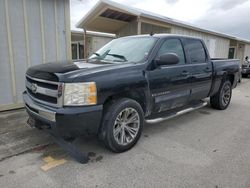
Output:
23,91,103,136
23,92,56,122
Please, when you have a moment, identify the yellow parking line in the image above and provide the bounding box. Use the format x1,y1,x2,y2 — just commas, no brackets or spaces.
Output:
41,156,67,171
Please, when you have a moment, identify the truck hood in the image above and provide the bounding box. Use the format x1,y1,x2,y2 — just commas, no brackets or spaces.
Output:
26,59,134,82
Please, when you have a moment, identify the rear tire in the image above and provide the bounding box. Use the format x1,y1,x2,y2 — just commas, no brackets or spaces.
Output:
100,98,144,153
242,74,248,78
210,80,232,110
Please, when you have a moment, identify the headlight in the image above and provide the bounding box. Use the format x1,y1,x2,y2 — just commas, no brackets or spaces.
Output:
63,82,97,106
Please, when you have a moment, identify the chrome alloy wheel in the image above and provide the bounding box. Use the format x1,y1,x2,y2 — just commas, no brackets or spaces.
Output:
113,107,140,146
222,84,231,106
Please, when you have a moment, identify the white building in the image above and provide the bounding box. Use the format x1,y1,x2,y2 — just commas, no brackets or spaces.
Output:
76,0,250,63
71,30,115,60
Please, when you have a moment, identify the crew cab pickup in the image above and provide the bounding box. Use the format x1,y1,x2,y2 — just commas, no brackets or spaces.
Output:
23,34,239,152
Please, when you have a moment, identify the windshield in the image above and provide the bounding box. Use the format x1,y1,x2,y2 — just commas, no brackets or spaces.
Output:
89,37,157,63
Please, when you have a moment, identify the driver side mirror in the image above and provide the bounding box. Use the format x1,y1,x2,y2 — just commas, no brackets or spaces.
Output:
155,53,179,66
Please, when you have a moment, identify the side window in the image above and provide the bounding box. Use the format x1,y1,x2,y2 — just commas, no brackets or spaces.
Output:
157,39,185,64
186,39,206,64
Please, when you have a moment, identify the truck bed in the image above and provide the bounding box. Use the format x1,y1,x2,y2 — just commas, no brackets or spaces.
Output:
209,58,240,96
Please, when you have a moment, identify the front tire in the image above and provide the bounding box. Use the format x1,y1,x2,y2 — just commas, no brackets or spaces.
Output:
100,98,144,153
210,80,232,110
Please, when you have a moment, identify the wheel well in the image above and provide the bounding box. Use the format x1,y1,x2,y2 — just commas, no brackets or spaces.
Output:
103,91,147,114
227,74,235,86
98,92,147,140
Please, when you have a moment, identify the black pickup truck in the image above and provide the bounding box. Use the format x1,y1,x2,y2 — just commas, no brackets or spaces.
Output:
24,34,239,153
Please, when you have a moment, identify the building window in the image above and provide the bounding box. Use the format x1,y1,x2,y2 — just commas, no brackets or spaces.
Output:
72,43,78,60
228,47,235,59
71,42,84,60
79,44,84,59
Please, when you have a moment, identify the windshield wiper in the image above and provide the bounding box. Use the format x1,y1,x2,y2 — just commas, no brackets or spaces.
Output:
107,53,127,62
93,52,100,57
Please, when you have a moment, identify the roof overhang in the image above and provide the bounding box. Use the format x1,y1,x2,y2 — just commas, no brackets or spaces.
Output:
76,0,139,33
76,0,250,44
71,30,116,38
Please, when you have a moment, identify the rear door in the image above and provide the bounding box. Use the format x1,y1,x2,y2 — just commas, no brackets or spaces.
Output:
147,38,193,113
184,39,213,101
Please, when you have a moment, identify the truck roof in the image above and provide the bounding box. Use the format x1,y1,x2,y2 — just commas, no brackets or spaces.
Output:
123,34,202,40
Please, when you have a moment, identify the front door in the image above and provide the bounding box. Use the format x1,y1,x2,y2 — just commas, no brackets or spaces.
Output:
147,38,192,113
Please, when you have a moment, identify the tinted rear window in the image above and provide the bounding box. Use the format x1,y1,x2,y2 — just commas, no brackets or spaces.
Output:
186,39,206,64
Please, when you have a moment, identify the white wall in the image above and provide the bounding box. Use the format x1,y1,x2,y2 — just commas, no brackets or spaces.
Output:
0,0,70,111
116,20,138,37
116,20,230,58
244,44,250,59
141,22,170,34
89,36,113,55
71,33,114,58
171,26,230,58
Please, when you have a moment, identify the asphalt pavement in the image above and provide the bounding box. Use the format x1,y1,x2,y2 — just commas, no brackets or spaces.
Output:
0,79,250,188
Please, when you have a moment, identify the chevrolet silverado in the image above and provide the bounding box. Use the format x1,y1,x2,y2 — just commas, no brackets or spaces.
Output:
23,34,240,153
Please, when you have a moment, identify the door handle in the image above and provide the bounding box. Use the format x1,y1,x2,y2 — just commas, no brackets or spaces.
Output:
204,67,211,73
181,71,190,76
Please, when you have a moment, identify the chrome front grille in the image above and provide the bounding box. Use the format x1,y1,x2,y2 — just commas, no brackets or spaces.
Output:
25,75,63,107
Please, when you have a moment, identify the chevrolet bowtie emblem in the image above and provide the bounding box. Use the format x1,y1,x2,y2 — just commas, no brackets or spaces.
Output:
31,83,38,93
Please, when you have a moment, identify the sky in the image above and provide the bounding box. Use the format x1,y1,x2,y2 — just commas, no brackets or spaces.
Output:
70,0,250,40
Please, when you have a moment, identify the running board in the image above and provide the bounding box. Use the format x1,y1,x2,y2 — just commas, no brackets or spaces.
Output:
146,101,208,124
